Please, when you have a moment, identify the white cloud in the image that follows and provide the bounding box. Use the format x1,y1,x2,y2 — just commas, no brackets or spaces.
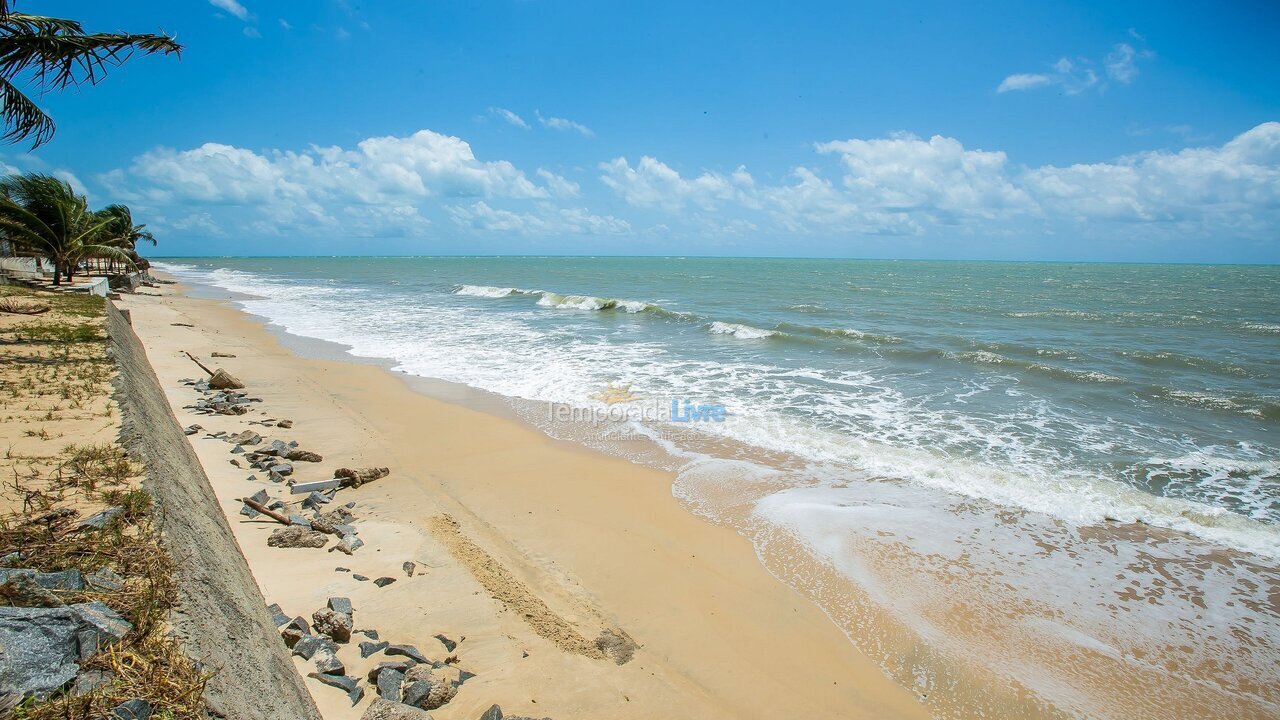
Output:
998,39,1149,95
599,156,755,211
278,18,292,31
243,27,261,39
535,110,594,137
209,0,250,21
489,107,530,129
997,73,1053,93
536,168,580,198
448,202,629,235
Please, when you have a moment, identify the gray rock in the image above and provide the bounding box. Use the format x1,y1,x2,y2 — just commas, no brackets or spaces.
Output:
479,705,503,720
330,534,364,555
0,606,81,702
71,601,132,659
227,429,261,445
361,629,380,640
401,680,430,709
34,569,84,591
384,644,430,664
327,597,354,616
374,577,396,588
86,567,125,592
183,424,202,436
291,479,342,495
70,668,114,696
376,667,403,700
308,671,360,696
0,572,62,607
402,665,457,710
312,608,353,643
277,419,294,429
360,698,435,720
287,515,312,529
269,463,294,476
292,634,336,660
231,444,245,454
367,660,416,682
268,526,329,549
77,507,123,530
313,647,345,675
266,603,290,627
433,634,456,652
402,561,416,577
111,698,152,719
240,489,270,519
353,574,369,582
360,640,389,658
282,616,310,648
303,491,333,511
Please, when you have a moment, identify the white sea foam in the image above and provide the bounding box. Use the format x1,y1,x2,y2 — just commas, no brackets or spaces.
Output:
454,284,524,298
708,321,777,339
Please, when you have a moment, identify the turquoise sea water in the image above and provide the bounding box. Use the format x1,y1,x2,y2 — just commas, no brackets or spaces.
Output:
161,257,1279,717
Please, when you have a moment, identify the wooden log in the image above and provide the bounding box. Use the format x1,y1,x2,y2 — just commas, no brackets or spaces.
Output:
184,350,215,377
239,496,292,526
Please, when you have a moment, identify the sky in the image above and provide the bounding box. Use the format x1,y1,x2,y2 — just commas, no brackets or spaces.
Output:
3,1,1278,262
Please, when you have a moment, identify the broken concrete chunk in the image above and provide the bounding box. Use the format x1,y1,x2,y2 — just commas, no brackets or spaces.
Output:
268,526,329,549
312,608,353,643
208,368,244,390
291,479,341,495
334,467,390,488
269,463,294,477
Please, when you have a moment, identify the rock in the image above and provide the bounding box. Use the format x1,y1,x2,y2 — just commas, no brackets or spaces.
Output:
303,491,333,511
231,445,245,454
335,567,350,572
286,449,323,463
376,668,403,700
291,479,341,495
268,526,328,549
312,608,353,643
374,577,396,588
402,561,416,577
287,515,312,529
327,597,354,616
240,489,270,519
277,419,294,429
313,647,345,675
428,634,454,652
227,429,262,446
86,567,125,592
0,572,63,607
367,660,416,682
335,467,390,488
0,606,81,702
211,351,236,358
400,666,457,711
384,644,430,664
268,463,294,477
281,616,310,648
361,698,435,720
77,506,122,530
183,424,202,436
361,629,380,640
111,698,152,719
309,672,363,705
31,569,84,591
72,601,133,658
353,574,369,582
266,603,290,627
208,369,244,390
329,534,364,555
70,668,114,696
292,634,336,660
479,705,503,720
360,640,389,658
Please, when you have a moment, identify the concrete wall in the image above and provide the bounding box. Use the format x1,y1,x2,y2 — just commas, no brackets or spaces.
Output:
106,302,322,720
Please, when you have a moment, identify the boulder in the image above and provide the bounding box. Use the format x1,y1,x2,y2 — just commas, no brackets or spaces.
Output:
308,672,363,706
312,608,353,643
367,660,416,682
268,526,329,549
0,572,63,607
313,647,345,675
376,667,404,700
281,616,310,648
327,597,354,616
384,644,430,664
361,698,435,720
266,603,290,627
402,665,457,710
292,634,336,660
334,467,390,488
479,705,503,720
207,369,244,390
72,601,133,659
0,606,81,703
227,430,262,446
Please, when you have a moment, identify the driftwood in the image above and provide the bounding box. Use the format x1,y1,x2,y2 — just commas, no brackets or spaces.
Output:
184,351,215,376
239,497,293,526
0,298,50,315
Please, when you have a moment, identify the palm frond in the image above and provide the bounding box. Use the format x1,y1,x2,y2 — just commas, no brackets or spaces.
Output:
0,75,52,146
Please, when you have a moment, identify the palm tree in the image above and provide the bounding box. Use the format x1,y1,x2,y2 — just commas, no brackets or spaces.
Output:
95,203,155,272
0,1,181,148
0,172,134,285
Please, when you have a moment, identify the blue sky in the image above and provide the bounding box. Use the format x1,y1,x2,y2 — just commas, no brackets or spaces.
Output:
4,1,1278,261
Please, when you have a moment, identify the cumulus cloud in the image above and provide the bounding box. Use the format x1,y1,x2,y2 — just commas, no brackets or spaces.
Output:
997,73,1053,93
209,0,250,21
599,156,755,212
489,107,530,129
535,110,594,137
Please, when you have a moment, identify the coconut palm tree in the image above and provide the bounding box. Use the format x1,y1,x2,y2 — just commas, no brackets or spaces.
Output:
95,203,155,272
0,172,134,285
0,1,181,148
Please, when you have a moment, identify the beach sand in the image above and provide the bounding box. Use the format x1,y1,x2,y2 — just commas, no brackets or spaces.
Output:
115,281,930,720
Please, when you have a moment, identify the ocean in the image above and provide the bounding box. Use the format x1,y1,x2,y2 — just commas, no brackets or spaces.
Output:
160,256,1279,718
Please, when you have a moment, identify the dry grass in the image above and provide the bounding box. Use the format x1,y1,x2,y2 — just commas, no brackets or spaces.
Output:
0,284,210,719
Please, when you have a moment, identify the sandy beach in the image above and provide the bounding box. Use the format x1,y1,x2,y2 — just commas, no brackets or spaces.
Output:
114,279,931,720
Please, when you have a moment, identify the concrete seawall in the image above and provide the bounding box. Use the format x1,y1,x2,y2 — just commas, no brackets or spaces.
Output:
106,301,321,720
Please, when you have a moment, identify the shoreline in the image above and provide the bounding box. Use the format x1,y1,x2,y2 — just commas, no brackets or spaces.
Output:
116,280,931,719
